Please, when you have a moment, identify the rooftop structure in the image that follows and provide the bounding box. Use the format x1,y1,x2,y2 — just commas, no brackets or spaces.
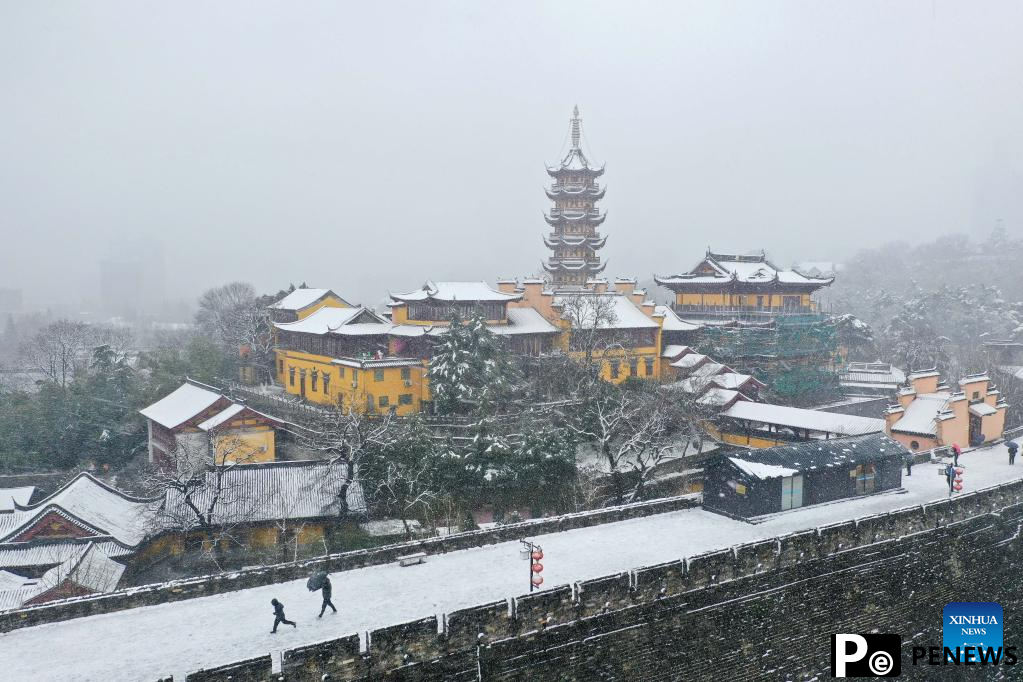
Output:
268,288,351,323
542,107,608,288
0,542,126,612
839,362,907,396
884,369,1009,451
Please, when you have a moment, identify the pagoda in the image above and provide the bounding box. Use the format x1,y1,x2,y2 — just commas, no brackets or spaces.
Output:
542,106,607,289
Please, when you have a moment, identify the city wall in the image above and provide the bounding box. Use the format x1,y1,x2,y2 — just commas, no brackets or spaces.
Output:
0,494,699,633
176,478,1023,681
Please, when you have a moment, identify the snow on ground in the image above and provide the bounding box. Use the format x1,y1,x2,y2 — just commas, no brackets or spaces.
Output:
1,441,1020,681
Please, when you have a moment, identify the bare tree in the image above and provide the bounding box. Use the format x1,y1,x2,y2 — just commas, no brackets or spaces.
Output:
568,388,687,505
295,403,395,516
20,320,94,388
146,431,276,568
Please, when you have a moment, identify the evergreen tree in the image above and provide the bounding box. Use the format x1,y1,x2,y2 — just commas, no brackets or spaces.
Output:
428,310,518,415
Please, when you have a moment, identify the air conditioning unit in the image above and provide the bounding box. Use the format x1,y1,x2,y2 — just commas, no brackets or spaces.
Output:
351,381,358,388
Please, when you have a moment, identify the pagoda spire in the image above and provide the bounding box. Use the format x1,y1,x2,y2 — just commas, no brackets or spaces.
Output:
571,105,581,149
541,108,607,289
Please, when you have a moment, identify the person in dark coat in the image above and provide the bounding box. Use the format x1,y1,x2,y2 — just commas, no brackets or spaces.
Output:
945,463,956,495
951,443,961,467
318,576,337,617
1010,441,1019,465
271,598,296,633
905,453,913,476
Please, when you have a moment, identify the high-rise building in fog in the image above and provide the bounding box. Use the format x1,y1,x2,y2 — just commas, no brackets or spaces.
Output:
100,239,166,319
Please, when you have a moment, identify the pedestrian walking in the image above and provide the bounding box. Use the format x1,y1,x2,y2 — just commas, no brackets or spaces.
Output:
951,443,961,467
318,576,337,617
1009,441,1018,466
271,598,296,633
945,463,956,496
905,453,913,476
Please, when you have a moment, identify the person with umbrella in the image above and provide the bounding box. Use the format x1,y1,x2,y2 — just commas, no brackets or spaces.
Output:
308,571,337,617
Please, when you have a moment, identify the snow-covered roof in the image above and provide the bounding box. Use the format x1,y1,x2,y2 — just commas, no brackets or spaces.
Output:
889,393,951,437
490,307,559,335
332,357,422,369
656,252,834,287
390,281,521,303
0,543,125,612
840,363,906,386
139,381,224,429
0,539,133,569
661,344,693,359
162,460,367,530
272,307,388,335
554,293,659,330
728,457,799,480
196,404,247,432
653,305,704,332
0,473,161,548
969,402,998,417
360,519,423,537
720,433,904,478
671,353,708,370
0,487,35,512
269,288,348,311
698,388,749,408
0,569,27,590
721,401,885,437
712,373,759,390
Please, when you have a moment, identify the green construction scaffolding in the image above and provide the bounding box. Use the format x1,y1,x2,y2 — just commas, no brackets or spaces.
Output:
694,314,841,403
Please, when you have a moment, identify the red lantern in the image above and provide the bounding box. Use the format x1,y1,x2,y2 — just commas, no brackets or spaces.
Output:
955,468,963,475
531,550,543,561
954,483,963,491
531,575,544,586
532,563,544,573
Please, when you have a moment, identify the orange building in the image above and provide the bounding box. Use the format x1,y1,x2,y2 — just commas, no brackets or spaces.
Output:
885,370,1009,452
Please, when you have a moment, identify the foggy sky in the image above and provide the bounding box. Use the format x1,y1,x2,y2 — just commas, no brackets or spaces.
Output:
2,1,1022,314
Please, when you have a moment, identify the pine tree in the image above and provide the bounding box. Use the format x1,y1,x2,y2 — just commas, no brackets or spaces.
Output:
428,310,518,415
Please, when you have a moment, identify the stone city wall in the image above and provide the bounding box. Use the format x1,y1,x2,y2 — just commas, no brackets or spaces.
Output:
0,494,698,633
172,478,1023,681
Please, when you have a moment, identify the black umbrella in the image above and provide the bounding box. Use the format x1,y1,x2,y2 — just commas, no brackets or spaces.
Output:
307,570,328,591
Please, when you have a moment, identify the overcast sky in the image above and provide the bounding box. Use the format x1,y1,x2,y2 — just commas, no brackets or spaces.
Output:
2,1,1021,312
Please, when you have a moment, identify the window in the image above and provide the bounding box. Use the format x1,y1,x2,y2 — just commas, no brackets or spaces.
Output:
338,366,345,378
379,395,389,408
972,391,980,400
288,367,295,386
374,369,385,382
780,475,803,510
401,368,411,381
644,358,654,376
399,393,413,405
610,361,620,379
311,370,318,392
352,370,358,387
278,359,284,373
322,374,330,393
629,358,638,376
910,440,919,451
853,464,876,495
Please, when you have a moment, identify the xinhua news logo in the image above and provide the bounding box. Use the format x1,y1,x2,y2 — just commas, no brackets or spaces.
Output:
830,634,901,677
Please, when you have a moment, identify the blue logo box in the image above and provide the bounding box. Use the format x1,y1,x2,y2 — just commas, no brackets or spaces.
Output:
943,602,1003,662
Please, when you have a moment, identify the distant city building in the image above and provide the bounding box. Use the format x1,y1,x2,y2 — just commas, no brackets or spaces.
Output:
0,289,22,313
542,107,608,289
99,239,166,319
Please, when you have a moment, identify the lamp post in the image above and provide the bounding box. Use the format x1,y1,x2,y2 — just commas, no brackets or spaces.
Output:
520,539,544,592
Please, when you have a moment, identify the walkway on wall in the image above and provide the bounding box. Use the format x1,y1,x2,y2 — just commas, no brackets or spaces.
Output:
1,439,1020,681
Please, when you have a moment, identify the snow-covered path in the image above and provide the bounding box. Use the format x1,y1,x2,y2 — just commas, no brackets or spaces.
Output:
1,441,1019,681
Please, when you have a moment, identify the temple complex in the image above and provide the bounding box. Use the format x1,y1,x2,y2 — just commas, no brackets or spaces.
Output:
542,107,607,289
